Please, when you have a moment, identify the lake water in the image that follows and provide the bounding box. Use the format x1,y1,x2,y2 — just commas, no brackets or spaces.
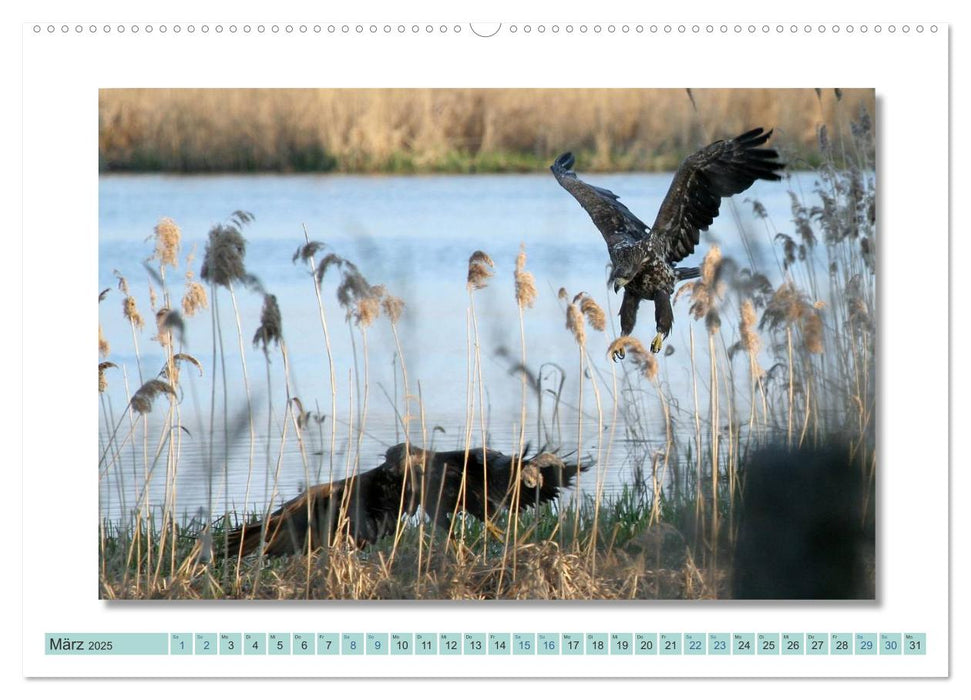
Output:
98,171,812,524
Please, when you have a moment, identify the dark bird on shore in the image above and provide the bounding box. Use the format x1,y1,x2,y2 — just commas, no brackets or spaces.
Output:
223,443,588,557
551,128,784,357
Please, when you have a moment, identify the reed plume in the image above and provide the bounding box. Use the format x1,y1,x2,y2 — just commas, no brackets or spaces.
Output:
382,294,405,324
122,295,144,330
252,293,283,350
151,217,181,269
565,299,585,346
200,224,247,288
99,325,110,358
335,263,384,327
846,275,873,333
161,353,203,387
514,244,537,309
315,253,344,284
98,361,117,393
293,241,326,263
760,282,824,354
129,379,176,414
684,246,725,322
579,295,606,332
803,310,824,355
181,281,208,317
738,299,762,355
467,251,494,290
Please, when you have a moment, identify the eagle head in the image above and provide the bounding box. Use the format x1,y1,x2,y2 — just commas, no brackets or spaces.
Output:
608,265,632,293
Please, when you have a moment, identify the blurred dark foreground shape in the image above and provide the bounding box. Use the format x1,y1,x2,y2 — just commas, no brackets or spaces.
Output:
731,441,874,599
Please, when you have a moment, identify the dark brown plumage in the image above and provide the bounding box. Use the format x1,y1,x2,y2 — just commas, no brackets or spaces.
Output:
552,128,784,357
223,443,588,557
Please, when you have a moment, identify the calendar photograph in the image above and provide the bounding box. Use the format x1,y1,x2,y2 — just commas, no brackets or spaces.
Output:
97,87,876,601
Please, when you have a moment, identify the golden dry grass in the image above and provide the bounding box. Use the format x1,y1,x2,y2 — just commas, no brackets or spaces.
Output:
100,536,709,600
99,88,874,173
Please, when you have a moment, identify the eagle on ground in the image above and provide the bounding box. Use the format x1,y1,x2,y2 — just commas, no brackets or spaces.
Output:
223,443,588,557
551,128,784,357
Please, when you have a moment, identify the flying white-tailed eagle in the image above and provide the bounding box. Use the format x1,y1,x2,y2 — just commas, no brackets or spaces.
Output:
551,128,784,356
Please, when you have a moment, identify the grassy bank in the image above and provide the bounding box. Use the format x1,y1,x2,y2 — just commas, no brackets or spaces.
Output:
100,490,712,600
98,104,876,599
99,88,874,173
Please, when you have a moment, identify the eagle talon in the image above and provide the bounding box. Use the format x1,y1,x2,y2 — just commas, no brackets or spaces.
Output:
650,333,664,354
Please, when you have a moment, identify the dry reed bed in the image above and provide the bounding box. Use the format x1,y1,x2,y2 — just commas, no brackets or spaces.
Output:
98,95,875,599
101,538,708,601
99,88,875,172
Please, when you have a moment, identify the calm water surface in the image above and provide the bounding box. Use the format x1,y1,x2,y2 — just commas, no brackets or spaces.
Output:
99,171,812,523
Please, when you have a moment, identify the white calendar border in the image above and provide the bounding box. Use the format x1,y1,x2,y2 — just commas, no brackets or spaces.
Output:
16,0,954,687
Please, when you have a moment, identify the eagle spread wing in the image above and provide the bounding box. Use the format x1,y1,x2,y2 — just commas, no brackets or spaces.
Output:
550,152,651,251
651,128,784,263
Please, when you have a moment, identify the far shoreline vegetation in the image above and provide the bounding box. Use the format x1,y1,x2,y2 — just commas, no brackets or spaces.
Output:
99,88,875,174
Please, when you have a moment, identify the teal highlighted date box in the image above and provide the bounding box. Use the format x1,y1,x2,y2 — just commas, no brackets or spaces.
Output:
660,633,681,655
317,633,339,655
683,633,705,655
439,633,462,655
635,633,658,654
831,633,853,655
561,633,584,655
219,633,241,655
513,633,535,655
904,633,926,655
244,633,266,655
537,633,560,655
733,633,755,655
464,633,486,655
268,634,290,655
708,633,730,655
586,633,609,655
489,633,511,655
170,633,193,655
757,633,779,655
414,633,437,655
856,633,877,655
880,633,902,655
342,633,364,655
195,633,217,655
391,633,413,655
293,634,314,655
782,633,804,655
46,633,169,655
367,633,389,655
806,633,828,655
611,633,633,655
